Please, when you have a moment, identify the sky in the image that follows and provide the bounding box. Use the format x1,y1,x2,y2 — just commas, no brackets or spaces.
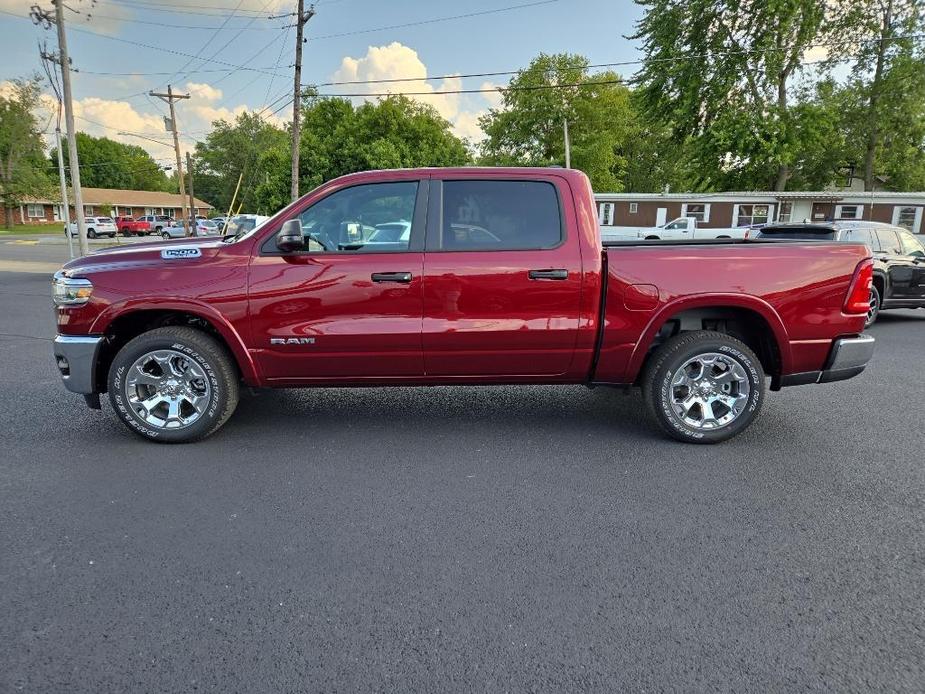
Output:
0,0,645,164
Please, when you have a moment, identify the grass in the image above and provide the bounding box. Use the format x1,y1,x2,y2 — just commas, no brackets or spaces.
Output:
0,224,64,235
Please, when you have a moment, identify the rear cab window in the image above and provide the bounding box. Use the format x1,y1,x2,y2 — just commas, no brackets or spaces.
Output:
755,225,837,241
430,179,562,251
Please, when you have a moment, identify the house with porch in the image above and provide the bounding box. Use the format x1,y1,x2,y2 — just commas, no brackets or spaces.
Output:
595,190,925,235
2,187,214,226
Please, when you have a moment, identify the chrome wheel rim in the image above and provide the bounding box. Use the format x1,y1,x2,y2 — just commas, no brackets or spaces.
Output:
669,352,750,430
868,290,878,322
124,349,211,429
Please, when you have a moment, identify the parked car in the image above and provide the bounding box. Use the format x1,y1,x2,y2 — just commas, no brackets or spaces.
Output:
601,216,748,242
223,214,270,238
210,216,228,231
115,216,151,236
137,215,175,233
754,221,925,326
66,216,116,239
159,219,220,239
52,167,874,445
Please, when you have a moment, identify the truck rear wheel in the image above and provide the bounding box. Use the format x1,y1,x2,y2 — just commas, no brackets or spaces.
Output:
641,330,765,444
107,327,239,443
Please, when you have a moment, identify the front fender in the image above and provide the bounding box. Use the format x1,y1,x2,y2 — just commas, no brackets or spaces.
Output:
90,297,261,386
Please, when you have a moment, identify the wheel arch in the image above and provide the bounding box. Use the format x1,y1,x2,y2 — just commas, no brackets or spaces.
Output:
627,294,789,386
872,269,887,297
90,302,260,391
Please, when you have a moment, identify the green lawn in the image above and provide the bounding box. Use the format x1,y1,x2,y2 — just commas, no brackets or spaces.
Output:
0,224,63,235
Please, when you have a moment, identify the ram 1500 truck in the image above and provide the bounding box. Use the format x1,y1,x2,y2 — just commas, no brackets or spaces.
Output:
52,167,875,444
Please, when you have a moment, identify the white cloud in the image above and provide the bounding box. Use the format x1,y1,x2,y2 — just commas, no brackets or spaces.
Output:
331,42,494,143
185,82,223,102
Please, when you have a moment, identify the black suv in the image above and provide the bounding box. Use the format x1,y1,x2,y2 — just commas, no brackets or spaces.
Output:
755,221,925,326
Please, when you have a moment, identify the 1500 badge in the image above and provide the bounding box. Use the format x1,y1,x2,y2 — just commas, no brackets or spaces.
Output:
270,337,316,345
161,247,202,259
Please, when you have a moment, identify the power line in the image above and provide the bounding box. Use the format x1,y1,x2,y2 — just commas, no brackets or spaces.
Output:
102,0,280,17
299,0,561,37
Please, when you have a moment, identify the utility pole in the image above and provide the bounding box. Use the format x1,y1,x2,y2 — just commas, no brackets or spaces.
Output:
291,1,316,202
563,118,571,169
55,127,73,259
150,86,191,235
33,2,90,255
186,152,196,225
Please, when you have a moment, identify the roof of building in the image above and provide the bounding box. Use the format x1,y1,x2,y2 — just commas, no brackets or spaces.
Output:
26,187,213,209
594,191,925,201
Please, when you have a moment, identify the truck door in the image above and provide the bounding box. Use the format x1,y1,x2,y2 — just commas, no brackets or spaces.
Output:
422,177,583,377
248,179,427,381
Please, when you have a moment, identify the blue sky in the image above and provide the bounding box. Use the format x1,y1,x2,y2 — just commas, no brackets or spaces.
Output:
0,0,644,160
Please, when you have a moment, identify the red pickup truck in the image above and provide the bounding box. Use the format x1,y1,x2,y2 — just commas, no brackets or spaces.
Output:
52,167,874,444
115,216,151,236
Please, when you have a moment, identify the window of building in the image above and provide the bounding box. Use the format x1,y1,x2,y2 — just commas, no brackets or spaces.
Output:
629,202,638,214
777,201,793,222
835,204,862,220
735,204,771,226
438,180,561,251
292,181,418,253
83,206,93,216
598,202,614,226
893,206,922,232
26,204,44,218
681,203,710,222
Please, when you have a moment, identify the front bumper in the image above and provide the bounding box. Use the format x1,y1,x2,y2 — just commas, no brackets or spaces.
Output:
53,334,104,394
779,334,875,387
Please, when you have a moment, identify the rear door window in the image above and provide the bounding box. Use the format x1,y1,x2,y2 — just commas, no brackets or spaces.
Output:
435,180,562,251
843,227,880,251
875,228,902,254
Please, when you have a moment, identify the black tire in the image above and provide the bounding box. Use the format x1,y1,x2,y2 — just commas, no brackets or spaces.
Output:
641,330,765,444
162,232,171,240
108,233,116,238
155,226,163,233
122,229,131,237
87,228,97,239
645,235,661,240
866,285,880,328
107,326,239,443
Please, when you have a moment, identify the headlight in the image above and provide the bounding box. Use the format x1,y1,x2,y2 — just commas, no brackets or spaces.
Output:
52,271,93,306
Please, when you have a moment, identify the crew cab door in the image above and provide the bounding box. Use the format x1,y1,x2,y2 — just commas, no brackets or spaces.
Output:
422,176,583,377
248,178,427,381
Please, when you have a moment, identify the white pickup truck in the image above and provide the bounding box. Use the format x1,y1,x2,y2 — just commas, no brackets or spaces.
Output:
601,217,748,242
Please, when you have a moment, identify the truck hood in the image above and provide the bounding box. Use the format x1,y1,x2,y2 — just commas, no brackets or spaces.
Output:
60,238,227,277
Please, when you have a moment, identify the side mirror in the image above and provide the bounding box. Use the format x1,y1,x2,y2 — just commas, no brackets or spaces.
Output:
276,219,304,252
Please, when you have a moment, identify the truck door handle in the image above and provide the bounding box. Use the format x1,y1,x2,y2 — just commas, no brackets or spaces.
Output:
371,272,412,283
528,269,568,280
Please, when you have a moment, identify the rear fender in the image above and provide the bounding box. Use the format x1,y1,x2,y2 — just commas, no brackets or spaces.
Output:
625,293,791,382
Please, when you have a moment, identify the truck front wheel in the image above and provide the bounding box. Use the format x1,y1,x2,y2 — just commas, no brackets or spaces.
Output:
641,331,765,444
107,326,239,443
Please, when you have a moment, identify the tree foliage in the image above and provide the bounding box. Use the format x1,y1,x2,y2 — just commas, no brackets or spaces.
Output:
192,110,288,215
0,76,54,227
52,132,172,192
252,94,470,213
632,0,827,190
477,53,635,191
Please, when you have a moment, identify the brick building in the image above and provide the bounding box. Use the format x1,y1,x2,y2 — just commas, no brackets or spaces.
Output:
1,187,214,226
595,190,925,235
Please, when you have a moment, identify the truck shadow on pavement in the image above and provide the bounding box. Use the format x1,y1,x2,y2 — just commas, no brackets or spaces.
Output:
230,384,663,444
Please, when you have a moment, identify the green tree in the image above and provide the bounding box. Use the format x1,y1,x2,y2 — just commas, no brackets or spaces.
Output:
193,110,288,215
0,76,54,228
253,94,470,213
51,133,171,192
632,0,827,190
826,0,925,190
477,53,635,191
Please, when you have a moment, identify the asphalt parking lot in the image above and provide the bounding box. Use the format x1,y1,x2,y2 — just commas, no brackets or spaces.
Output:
1,239,923,692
